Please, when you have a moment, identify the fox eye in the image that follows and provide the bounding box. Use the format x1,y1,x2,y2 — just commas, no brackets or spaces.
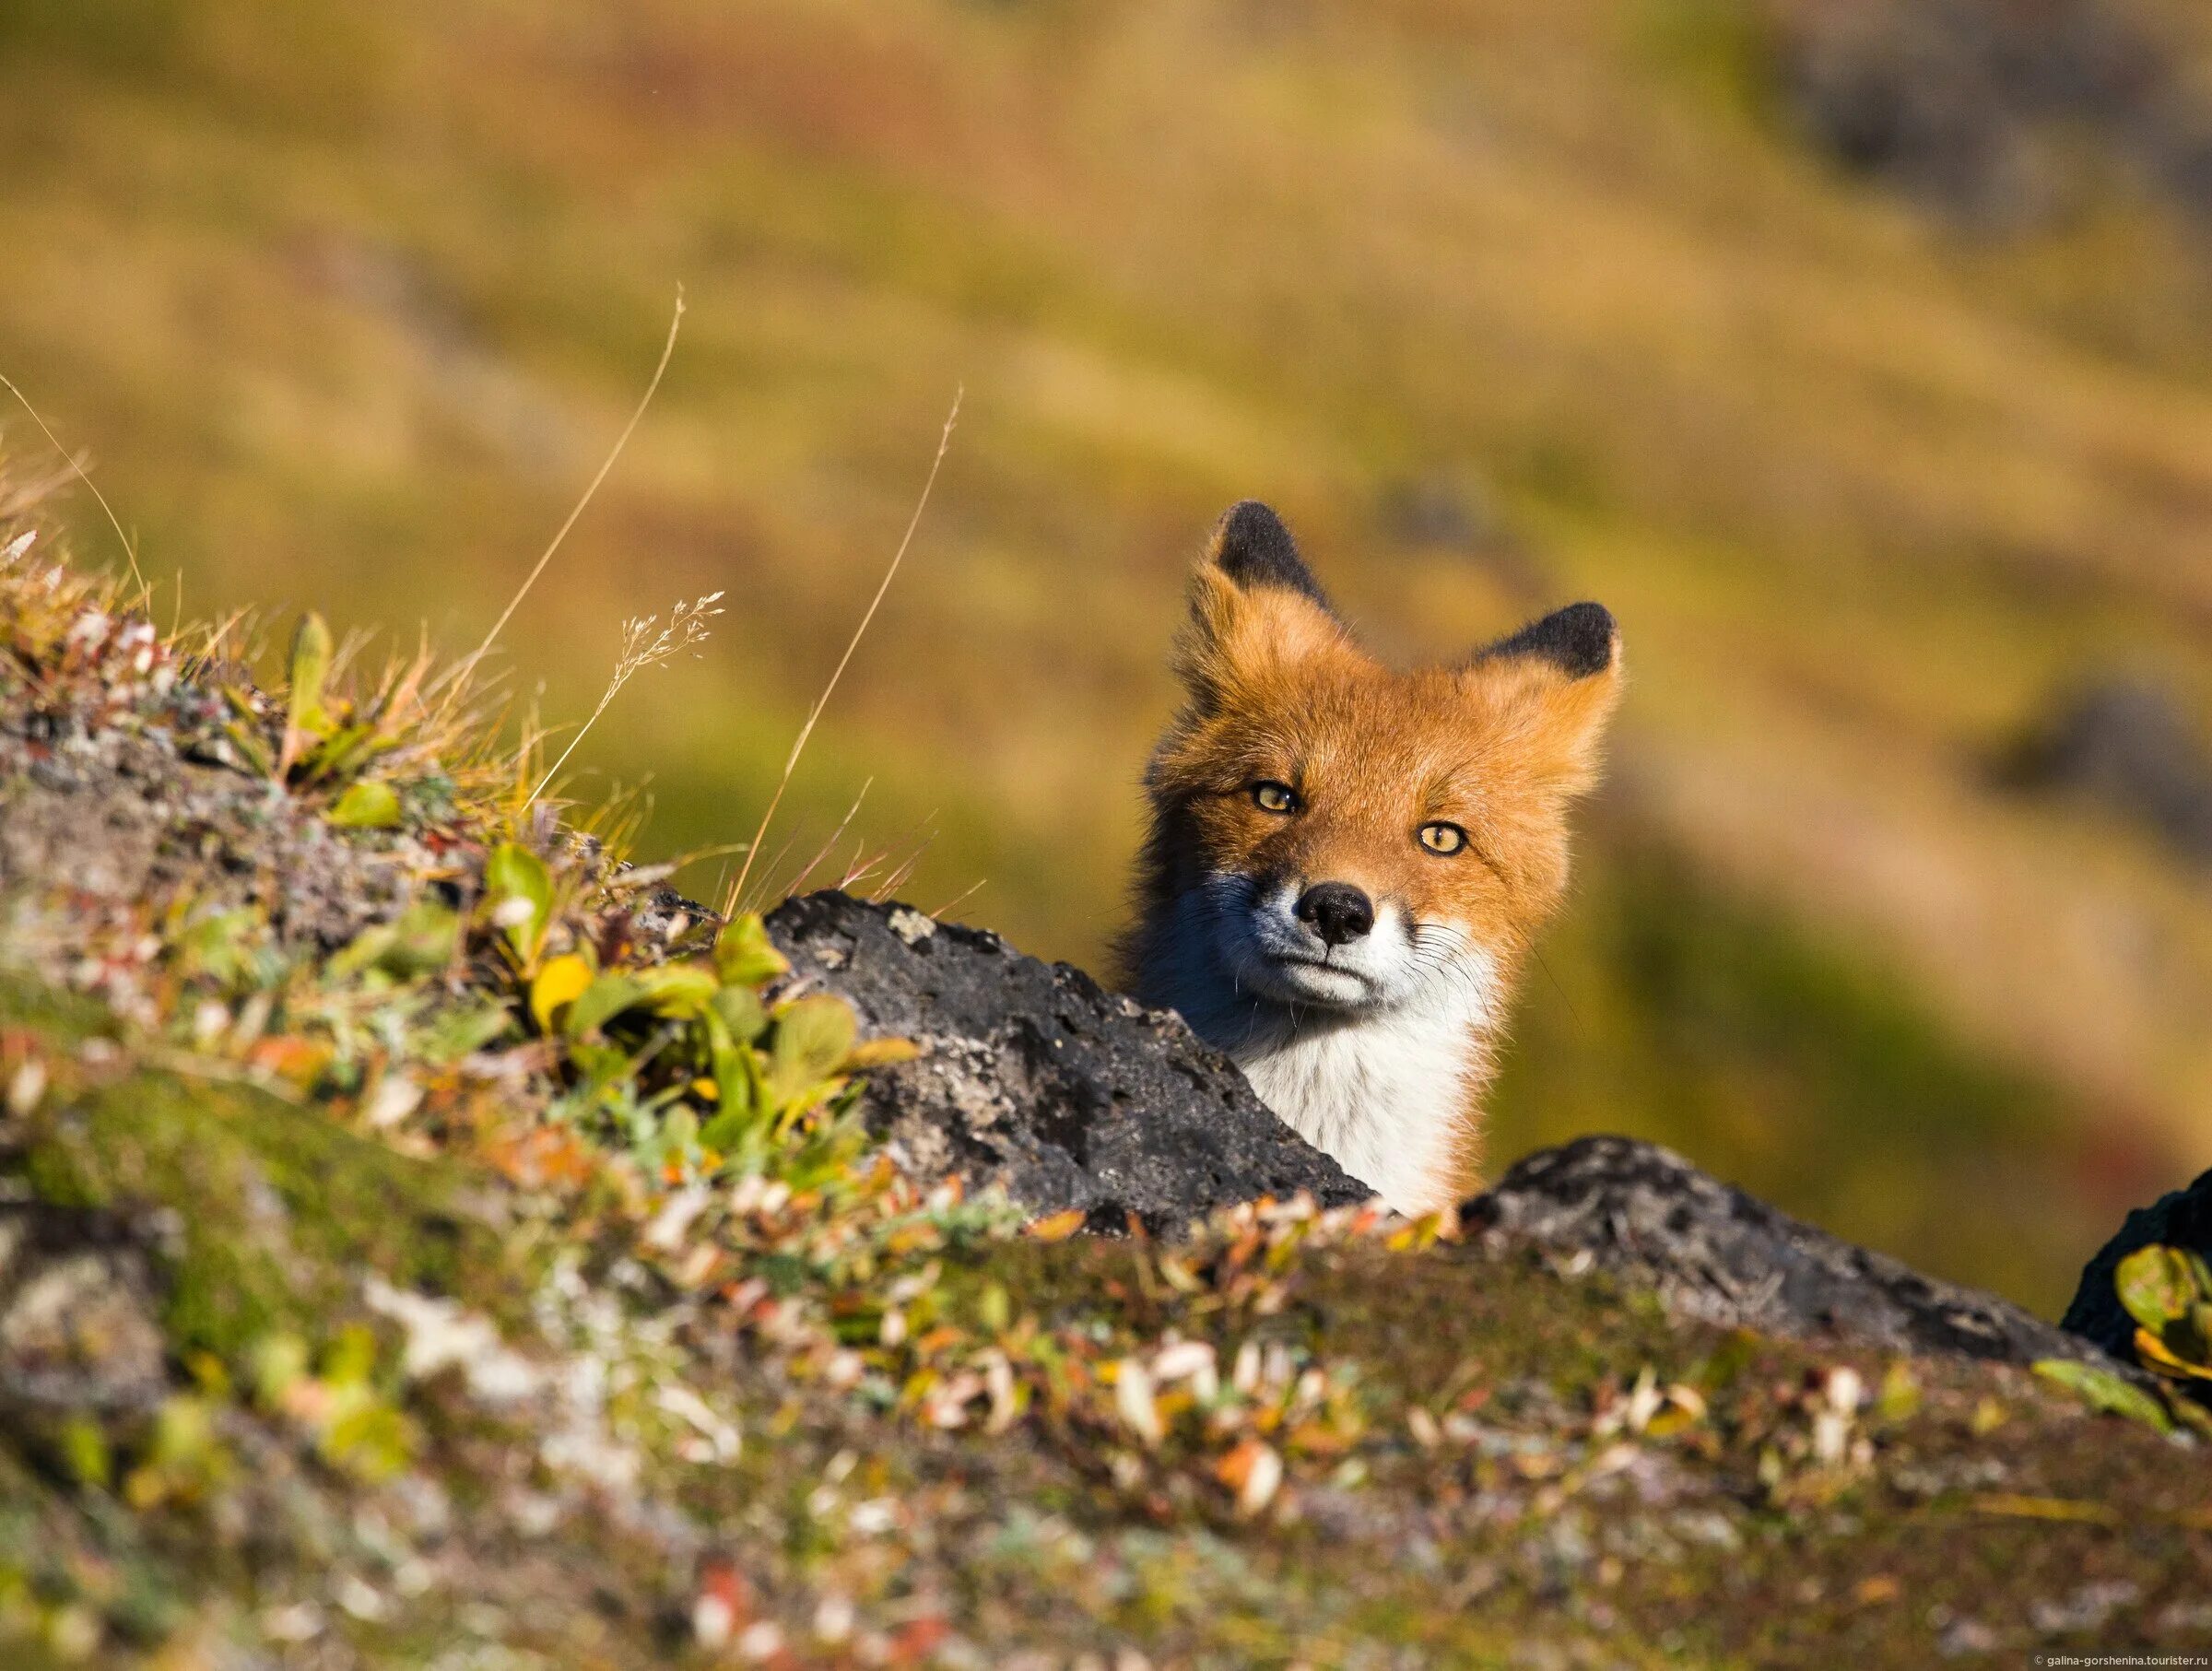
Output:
1251,781,1300,814
1418,821,1467,856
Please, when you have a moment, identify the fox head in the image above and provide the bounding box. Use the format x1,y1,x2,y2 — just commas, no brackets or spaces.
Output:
1128,500,1621,1053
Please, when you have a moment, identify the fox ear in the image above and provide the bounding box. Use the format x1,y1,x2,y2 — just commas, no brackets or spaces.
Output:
1475,601,1618,681
1203,500,1332,610
1178,501,1344,710
1465,602,1623,794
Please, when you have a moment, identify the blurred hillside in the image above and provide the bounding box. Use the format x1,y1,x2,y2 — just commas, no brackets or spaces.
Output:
5,0,2212,1312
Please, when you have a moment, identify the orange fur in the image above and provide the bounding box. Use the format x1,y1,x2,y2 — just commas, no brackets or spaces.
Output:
1123,503,1621,1211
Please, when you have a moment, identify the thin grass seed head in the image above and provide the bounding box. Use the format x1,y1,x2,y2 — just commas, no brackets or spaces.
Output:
529,593,724,806
606,592,724,697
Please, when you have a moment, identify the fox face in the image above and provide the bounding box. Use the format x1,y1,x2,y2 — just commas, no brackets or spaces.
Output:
1124,501,1621,1213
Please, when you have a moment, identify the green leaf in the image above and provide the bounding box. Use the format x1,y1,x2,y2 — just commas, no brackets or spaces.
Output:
220,719,273,776
699,1109,751,1156
715,912,789,988
663,1103,699,1158
2033,1359,2174,1435
635,962,721,1019
484,841,554,963
322,1399,413,1483
287,611,332,730
2116,1245,2206,1331
2114,1248,2203,1327
249,1334,311,1410
388,900,461,980
1876,1361,1921,1424
323,1324,379,1388
700,1006,762,1151
712,983,768,1044
418,1000,513,1063
279,611,333,776
328,779,402,830
302,723,386,784
329,900,459,984
767,994,856,1106
565,972,647,1038
58,1415,112,1489
175,907,271,989
2170,1388,2212,1439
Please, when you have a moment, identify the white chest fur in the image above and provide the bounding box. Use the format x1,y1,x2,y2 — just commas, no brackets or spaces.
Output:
1137,888,1500,1215
1230,990,1489,1216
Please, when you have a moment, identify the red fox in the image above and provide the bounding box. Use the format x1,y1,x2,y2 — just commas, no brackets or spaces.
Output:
1122,501,1622,1215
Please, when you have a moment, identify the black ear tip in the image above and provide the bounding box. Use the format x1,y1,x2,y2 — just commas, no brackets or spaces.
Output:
1208,500,1328,607
1218,500,1288,543
1550,602,1618,675
1480,600,1618,678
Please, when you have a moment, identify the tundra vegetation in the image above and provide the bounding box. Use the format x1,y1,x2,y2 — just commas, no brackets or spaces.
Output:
0,494,2208,1667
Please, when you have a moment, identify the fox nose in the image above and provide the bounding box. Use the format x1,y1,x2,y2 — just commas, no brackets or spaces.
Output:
1294,882,1374,947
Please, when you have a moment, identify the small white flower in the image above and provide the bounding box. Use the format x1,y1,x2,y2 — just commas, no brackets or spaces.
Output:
692,1593,735,1648
1151,1339,1218,1402
736,1620,782,1662
1114,1359,1163,1446
813,1593,855,1644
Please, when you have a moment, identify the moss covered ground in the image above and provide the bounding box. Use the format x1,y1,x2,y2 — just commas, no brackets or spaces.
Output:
8,1026,2212,1667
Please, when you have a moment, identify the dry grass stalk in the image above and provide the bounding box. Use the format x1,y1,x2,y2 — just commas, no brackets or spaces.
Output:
780,779,875,900
723,386,962,917
0,371,149,602
433,287,686,718
529,592,724,804
929,878,985,920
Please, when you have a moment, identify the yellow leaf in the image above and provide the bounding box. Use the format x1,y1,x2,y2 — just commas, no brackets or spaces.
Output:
529,954,594,1032
1023,1208,1088,1242
2135,1326,2212,1381
1969,1492,2124,1526
845,1037,921,1070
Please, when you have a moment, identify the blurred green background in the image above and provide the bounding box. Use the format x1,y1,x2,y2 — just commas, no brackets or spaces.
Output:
6,0,2212,1312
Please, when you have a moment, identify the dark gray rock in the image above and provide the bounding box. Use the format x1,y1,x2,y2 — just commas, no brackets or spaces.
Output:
1771,0,2212,232
2063,1163,2212,1363
0,710,713,994
765,891,1370,1230
1465,1136,2107,1366
2002,677,2212,866
0,710,418,963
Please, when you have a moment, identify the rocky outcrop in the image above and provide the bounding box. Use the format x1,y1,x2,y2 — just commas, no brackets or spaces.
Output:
0,712,419,963
2063,1162,2212,1362
1771,0,2212,232
2003,677,2212,867
773,893,2135,1372
766,891,1369,1230
0,1202,171,1415
1465,1136,2108,1365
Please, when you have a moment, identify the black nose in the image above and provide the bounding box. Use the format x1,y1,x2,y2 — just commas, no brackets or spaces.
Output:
1294,882,1374,947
